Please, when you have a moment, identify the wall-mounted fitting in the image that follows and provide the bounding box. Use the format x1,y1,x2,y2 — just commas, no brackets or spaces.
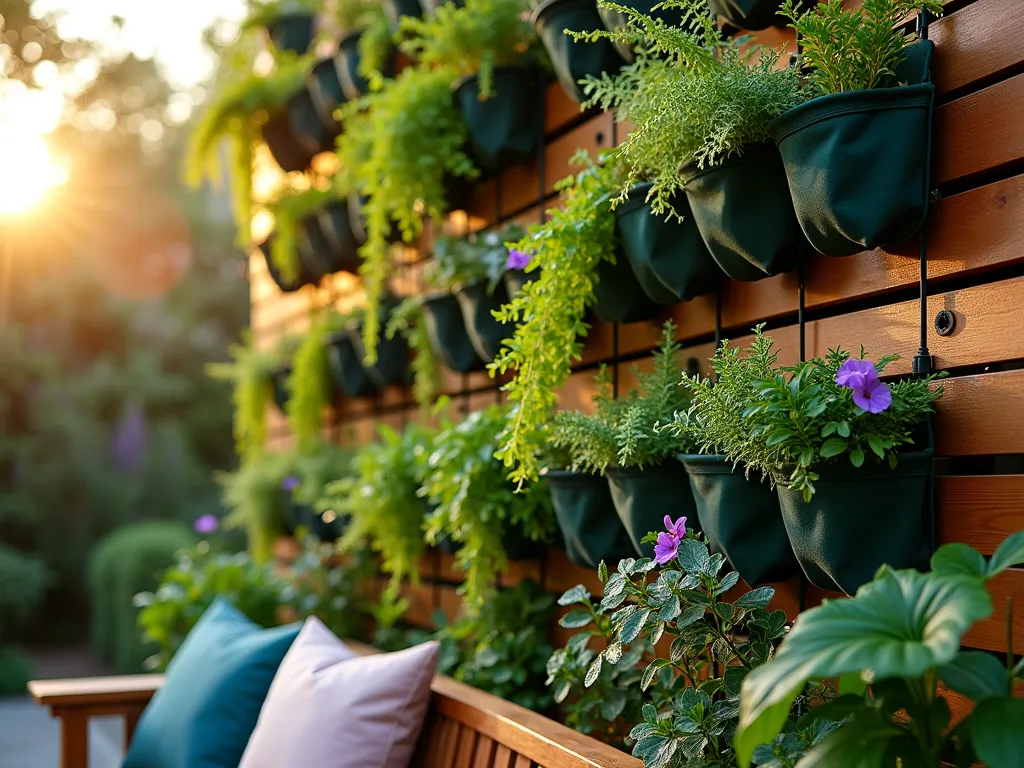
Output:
934,309,956,337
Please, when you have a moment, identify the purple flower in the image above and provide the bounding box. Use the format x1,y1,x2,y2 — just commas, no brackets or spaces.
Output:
506,249,531,270
653,515,688,565
194,514,219,534
836,358,892,414
281,475,301,493
111,403,148,473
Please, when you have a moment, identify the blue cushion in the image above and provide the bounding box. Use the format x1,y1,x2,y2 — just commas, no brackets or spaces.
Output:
123,598,300,768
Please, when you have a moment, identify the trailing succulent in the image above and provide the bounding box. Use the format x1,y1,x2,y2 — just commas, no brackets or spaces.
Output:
781,0,946,95
577,0,805,216
490,151,626,486
551,321,694,474
423,404,555,607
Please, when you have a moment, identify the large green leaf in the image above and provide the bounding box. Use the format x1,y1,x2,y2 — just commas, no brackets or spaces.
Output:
795,712,902,768
988,531,1024,578
971,696,1024,768
736,568,992,767
931,542,987,579
939,650,1008,703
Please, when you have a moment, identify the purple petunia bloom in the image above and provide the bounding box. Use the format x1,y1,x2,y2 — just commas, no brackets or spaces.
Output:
281,475,301,493
653,514,688,564
194,514,219,534
836,358,892,414
506,249,531,270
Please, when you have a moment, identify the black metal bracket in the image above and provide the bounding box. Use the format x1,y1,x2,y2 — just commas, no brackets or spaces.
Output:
912,7,934,379
612,322,620,399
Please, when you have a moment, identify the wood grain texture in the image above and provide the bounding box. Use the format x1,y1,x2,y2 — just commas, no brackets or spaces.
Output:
930,0,1024,95
937,476,1024,554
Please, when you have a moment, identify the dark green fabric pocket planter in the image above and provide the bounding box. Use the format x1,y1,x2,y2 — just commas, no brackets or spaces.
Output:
677,454,798,586
348,320,410,388
455,280,511,363
776,444,934,596
296,216,334,282
532,0,627,105
316,202,361,274
614,183,720,302
289,89,334,159
266,13,314,54
606,462,699,558
707,0,786,30
547,470,636,568
382,0,422,30
270,364,292,412
598,0,685,62
420,293,487,373
504,269,536,300
336,30,395,100
592,251,664,324
260,236,310,292
680,144,803,281
307,57,346,136
262,106,314,173
768,41,935,258
453,68,540,172
325,331,378,398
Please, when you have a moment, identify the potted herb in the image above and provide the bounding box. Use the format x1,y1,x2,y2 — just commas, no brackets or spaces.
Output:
385,298,442,409
337,64,478,363
346,301,411,388
265,183,356,285
428,223,525,363
185,54,312,245
243,0,319,54
738,337,944,594
597,0,684,63
552,323,698,558
769,0,946,257
547,373,642,568
737,532,1024,768
490,150,658,487
327,0,395,99
418,291,487,374
207,333,283,460
423,404,556,607
321,424,434,594
285,316,334,448
670,329,798,586
400,0,547,171
216,450,292,562
583,1,807,282
281,442,356,542
532,0,626,104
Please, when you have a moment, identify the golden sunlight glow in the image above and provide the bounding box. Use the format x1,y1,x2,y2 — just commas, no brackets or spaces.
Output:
0,125,68,215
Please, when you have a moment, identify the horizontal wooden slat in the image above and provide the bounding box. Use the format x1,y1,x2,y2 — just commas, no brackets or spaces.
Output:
937,475,1024,554
931,0,1024,95
935,371,1024,455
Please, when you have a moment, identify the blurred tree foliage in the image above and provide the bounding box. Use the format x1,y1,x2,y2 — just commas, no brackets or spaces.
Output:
0,1,248,643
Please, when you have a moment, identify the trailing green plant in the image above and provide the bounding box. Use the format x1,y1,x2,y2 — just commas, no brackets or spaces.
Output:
184,53,312,244
741,340,944,500
435,580,556,711
551,321,694,474
370,591,435,652
398,0,543,97
242,0,319,33
339,64,478,362
0,544,51,645
780,0,946,96
386,297,442,410
548,585,672,749
288,439,358,509
327,0,393,79
736,531,1024,768
426,223,526,294
216,449,289,563
490,151,626,485
566,526,834,767
320,423,435,595
577,0,806,216
286,316,335,449
423,404,555,607
265,183,337,284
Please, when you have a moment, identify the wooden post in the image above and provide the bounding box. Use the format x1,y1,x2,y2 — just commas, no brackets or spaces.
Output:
55,708,88,768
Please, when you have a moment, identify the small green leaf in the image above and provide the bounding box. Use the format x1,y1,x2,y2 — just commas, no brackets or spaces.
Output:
932,543,988,579
838,671,867,696
642,659,667,691
598,560,609,583
766,430,795,447
675,604,706,629
557,585,591,606
820,438,847,458
866,434,886,459
838,421,851,438
821,422,837,437
559,609,594,629
604,640,623,664
795,712,901,767
939,651,1008,703
715,602,734,621
717,570,740,595
724,665,749,695
584,653,603,687
988,531,1024,578
849,447,865,467
734,586,775,609
619,609,650,644
676,539,711,574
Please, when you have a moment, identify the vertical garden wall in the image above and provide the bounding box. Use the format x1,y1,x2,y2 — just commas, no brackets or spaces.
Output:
246,0,1023,708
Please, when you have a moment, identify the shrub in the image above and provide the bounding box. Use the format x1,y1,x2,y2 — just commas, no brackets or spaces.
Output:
0,647,33,697
0,545,50,644
88,522,195,673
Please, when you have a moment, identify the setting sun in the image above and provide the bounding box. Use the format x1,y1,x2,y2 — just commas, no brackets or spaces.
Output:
0,125,68,215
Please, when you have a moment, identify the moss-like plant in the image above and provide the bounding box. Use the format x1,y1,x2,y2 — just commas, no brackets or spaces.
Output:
321,423,434,596
217,449,289,562
426,223,525,293
780,0,946,95
338,64,478,362
328,0,393,80
552,322,693,474
578,0,805,216
242,0,319,32
423,404,555,608
398,0,543,97
265,183,337,283
286,309,353,448
185,54,312,245
386,297,442,410
489,151,625,485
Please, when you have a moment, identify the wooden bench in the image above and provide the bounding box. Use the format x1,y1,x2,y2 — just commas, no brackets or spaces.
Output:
30,655,641,768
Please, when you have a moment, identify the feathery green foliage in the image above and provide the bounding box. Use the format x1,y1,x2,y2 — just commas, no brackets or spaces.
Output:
339,64,478,362
286,310,353,449
552,322,694,474
744,346,944,501
781,0,946,95
184,54,312,245
216,450,288,562
387,297,442,410
424,404,555,608
321,423,434,596
427,223,526,293
399,0,542,97
490,151,625,485
241,0,318,33
578,0,805,216
266,184,336,283
357,7,394,81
